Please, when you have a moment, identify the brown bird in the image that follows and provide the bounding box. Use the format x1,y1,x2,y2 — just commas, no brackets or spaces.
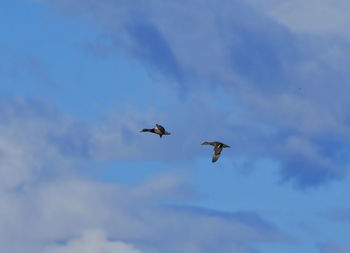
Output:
139,124,171,138
201,141,230,162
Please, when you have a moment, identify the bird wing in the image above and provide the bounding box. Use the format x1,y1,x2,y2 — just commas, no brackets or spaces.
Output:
201,141,217,146
212,146,222,163
155,124,165,134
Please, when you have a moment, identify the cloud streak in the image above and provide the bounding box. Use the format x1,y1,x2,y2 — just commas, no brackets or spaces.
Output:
45,230,143,253
318,242,350,253
44,0,350,187
0,97,290,253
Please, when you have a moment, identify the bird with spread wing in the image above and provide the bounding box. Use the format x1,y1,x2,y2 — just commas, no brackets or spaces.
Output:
139,124,171,138
201,141,230,162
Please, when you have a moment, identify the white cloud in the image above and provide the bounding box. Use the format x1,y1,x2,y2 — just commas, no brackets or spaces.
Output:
42,0,350,186
247,0,350,38
46,230,143,253
0,98,79,190
0,98,289,253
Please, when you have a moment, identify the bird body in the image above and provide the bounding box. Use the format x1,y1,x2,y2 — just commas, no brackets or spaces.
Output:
201,141,230,162
139,124,171,138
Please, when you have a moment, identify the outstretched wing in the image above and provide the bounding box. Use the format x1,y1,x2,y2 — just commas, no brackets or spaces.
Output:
201,141,216,146
155,124,165,134
212,146,222,163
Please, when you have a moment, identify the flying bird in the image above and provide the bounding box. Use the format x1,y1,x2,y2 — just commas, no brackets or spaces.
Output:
139,124,171,138
201,141,230,162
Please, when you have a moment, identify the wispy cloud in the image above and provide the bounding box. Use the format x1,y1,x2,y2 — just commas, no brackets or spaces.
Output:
317,242,350,253
45,230,143,253
44,0,350,187
247,0,350,38
0,97,290,253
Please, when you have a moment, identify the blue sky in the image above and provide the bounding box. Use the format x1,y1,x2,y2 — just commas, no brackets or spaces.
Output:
1,0,350,252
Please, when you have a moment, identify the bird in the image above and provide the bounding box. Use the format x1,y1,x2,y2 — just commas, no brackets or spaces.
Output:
139,124,171,138
201,141,230,162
